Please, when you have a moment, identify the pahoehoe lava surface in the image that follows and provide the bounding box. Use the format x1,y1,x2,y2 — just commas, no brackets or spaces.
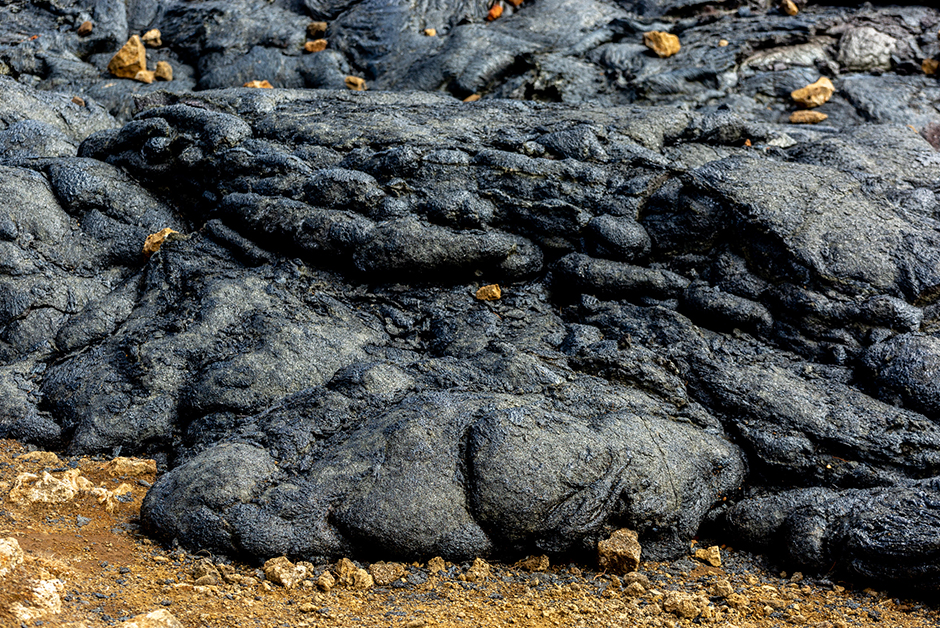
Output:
2,0,940,594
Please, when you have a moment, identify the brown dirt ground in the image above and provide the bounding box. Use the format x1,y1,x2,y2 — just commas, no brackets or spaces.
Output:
1,438,938,628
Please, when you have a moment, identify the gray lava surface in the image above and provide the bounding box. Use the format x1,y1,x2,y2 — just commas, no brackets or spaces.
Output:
2,0,940,592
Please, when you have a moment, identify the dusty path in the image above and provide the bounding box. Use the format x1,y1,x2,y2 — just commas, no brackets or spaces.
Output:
1,439,937,628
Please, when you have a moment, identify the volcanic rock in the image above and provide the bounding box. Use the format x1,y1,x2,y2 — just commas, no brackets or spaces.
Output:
192,560,221,586
305,40,328,53
143,228,178,257
597,529,641,574
789,110,828,124
476,284,501,301
118,609,183,628
838,26,896,72
155,62,173,82
663,591,710,619
105,457,158,477
142,29,162,48
515,555,549,572
0,537,24,578
694,545,721,567
317,571,335,591
464,558,491,582
369,561,406,586
263,556,307,589
336,558,373,589
791,77,835,108
108,36,147,79
345,76,367,90
16,451,60,466
643,31,680,58
4,0,940,597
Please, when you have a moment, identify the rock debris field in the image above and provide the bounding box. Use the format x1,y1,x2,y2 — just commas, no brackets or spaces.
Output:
2,0,940,624
1,440,938,628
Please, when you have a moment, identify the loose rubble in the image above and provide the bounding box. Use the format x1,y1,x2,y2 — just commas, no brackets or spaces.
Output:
789,110,828,124
107,36,147,79
791,77,835,108
598,529,642,575
475,284,502,300
1,438,938,627
142,228,178,257
141,29,162,48
155,61,173,82
643,31,681,58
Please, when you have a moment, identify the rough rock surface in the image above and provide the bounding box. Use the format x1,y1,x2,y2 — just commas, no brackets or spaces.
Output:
2,0,940,594
2,1,939,131
597,528,642,574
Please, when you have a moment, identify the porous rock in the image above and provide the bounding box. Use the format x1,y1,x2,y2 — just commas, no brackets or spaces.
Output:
515,555,549,572
105,457,157,477
838,26,897,73
143,228,178,257
335,558,373,589
16,451,60,466
789,110,827,124
694,545,721,567
263,556,307,589
118,609,184,628
712,578,734,598
155,62,173,82
464,557,491,582
476,284,501,301
9,577,64,623
317,570,335,591
9,469,91,504
141,29,162,48
192,560,221,586
624,581,646,596
0,537,24,578
791,77,834,108
663,591,710,619
108,36,147,79
597,529,641,574
345,76,367,90
643,31,680,58
369,561,406,586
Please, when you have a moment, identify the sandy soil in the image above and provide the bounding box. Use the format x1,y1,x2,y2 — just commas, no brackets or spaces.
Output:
1,438,937,628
